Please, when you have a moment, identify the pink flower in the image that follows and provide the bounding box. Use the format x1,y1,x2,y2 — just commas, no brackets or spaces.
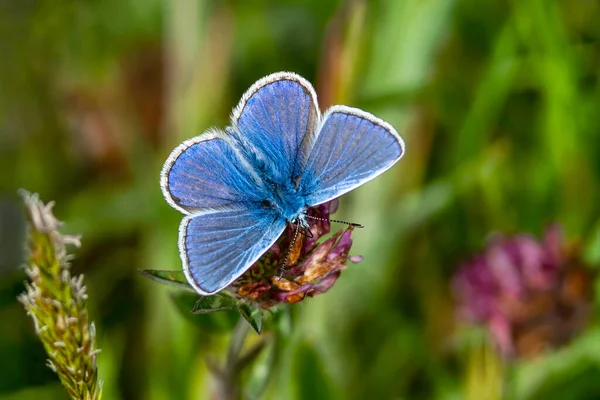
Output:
453,224,593,359
228,199,362,309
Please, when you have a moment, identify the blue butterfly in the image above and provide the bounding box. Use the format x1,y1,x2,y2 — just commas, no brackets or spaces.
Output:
160,72,405,295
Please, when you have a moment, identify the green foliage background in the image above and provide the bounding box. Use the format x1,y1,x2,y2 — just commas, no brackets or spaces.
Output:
2,0,600,399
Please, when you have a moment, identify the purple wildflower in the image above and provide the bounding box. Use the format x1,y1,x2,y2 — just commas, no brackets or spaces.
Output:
453,224,593,359
227,199,362,309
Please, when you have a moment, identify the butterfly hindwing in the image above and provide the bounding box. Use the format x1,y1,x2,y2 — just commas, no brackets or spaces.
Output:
231,72,320,183
300,105,405,206
180,208,287,295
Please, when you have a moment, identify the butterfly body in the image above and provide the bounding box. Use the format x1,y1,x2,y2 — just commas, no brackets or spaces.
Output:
161,72,405,295
262,182,307,223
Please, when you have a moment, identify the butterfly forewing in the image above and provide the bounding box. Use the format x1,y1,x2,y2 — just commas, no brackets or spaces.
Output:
161,131,266,215
300,105,405,206
231,72,320,183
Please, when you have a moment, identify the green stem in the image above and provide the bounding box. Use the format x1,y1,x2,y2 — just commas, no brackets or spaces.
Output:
227,317,251,369
214,317,251,400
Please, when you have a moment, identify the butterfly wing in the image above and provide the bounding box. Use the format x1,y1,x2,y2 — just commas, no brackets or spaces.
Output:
162,129,287,295
300,105,405,206
161,130,267,215
180,208,287,295
230,72,320,183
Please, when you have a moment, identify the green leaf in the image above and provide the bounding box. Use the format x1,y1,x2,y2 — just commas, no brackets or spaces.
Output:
512,327,600,400
170,292,238,333
138,269,195,292
192,294,237,314
237,303,263,334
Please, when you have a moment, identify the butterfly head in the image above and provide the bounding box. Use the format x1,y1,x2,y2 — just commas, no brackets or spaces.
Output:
293,213,311,231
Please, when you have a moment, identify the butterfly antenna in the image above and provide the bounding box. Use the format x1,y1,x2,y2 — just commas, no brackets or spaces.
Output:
304,214,364,228
278,222,301,279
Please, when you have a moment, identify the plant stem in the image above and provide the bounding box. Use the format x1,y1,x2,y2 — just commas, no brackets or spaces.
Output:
214,317,250,400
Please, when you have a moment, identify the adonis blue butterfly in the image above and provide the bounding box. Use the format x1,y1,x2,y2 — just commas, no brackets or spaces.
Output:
160,72,405,295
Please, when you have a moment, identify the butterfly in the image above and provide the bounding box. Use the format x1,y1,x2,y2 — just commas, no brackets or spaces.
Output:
160,72,405,295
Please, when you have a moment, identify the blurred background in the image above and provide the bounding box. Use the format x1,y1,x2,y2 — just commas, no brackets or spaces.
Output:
2,0,600,399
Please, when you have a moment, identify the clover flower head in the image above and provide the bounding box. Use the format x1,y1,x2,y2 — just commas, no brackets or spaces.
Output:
452,224,593,359
228,199,362,309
